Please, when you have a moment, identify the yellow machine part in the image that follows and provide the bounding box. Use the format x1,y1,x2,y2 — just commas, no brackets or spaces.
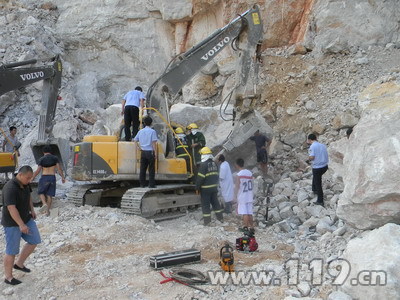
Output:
0,153,15,168
92,142,118,174
220,261,234,273
86,138,187,176
0,152,16,174
155,143,187,175
83,135,118,142
157,158,187,175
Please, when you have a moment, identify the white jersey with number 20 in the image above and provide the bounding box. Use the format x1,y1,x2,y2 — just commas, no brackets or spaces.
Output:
237,169,254,204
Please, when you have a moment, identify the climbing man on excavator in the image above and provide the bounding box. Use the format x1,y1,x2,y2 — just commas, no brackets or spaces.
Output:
174,127,191,173
196,147,224,226
186,123,206,173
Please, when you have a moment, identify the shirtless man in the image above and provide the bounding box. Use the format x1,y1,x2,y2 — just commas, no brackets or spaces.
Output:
32,145,65,216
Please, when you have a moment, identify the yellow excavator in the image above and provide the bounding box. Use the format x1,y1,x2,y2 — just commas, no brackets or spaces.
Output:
69,5,264,220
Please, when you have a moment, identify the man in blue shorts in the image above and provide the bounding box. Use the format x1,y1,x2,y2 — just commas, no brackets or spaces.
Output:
32,145,66,216
2,166,41,285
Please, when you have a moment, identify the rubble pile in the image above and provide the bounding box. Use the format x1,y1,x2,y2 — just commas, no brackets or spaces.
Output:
0,197,358,299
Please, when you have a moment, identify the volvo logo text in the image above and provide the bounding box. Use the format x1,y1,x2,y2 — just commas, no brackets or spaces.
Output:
201,37,230,61
20,71,45,81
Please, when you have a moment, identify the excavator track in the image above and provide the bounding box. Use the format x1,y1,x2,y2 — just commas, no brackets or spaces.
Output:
67,184,96,206
68,183,200,221
121,184,200,220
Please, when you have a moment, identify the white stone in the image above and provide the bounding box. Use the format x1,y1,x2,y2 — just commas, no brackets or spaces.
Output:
333,226,346,236
341,223,400,299
305,100,317,111
337,82,400,229
306,0,400,53
169,103,233,149
2,287,14,296
316,217,334,235
297,281,311,297
182,74,218,103
158,0,192,21
217,56,236,76
327,291,352,300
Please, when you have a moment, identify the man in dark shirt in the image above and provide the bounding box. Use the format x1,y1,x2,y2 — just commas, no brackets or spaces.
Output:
32,145,65,216
196,147,223,225
186,123,206,172
2,165,41,285
250,130,271,177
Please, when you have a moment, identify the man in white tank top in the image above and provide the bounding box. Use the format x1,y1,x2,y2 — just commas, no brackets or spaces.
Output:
234,158,254,231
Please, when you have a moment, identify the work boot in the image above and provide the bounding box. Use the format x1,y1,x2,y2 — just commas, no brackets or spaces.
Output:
249,228,255,236
216,212,224,223
203,216,211,226
224,202,232,214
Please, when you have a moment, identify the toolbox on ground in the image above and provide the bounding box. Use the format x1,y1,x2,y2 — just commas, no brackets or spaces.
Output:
150,249,201,269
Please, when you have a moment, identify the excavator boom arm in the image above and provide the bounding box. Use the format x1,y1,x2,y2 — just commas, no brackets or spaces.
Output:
147,5,263,153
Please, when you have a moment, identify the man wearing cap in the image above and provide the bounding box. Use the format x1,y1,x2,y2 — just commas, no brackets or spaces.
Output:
174,127,191,173
186,123,206,173
196,147,223,225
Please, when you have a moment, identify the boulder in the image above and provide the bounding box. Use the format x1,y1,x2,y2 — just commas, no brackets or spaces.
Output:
182,74,218,103
340,223,400,299
53,119,79,142
337,82,400,229
331,112,359,130
328,137,349,181
282,131,307,148
90,104,123,137
74,72,106,110
157,0,192,21
217,56,236,76
169,103,232,149
0,93,15,116
305,0,400,53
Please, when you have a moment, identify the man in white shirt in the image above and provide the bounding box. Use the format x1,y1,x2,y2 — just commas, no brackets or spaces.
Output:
307,134,329,206
217,154,234,214
234,158,254,231
133,116,158,188
2,126,20,154
121,86,145,141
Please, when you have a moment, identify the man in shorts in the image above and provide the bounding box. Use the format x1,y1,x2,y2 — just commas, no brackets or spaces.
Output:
32,145,65,216
2,166,41,285
250,130,271,177
234,158,254,232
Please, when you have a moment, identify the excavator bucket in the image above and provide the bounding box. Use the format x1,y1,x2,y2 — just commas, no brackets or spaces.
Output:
31,138,70,173
222,111,273,152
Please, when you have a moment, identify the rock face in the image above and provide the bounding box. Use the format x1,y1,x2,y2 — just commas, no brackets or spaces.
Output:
337,81,400,230
340,223,400,299
305,0,400,53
